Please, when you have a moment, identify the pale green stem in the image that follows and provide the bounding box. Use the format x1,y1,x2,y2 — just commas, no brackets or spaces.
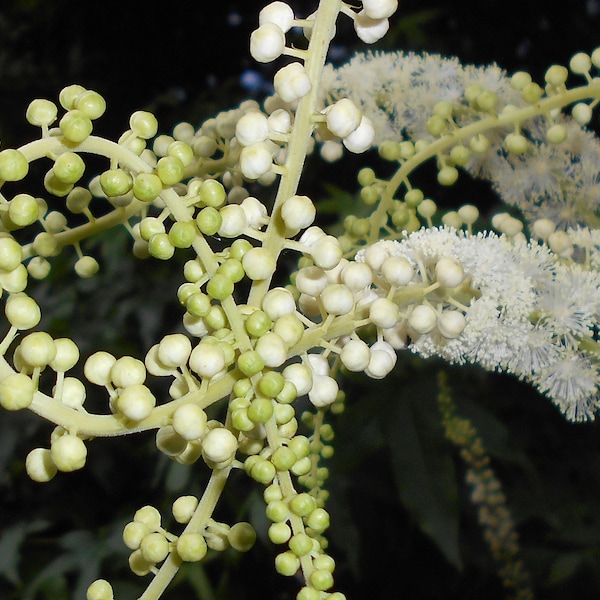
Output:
369,81,600,242
247,0,343,307
138,466,231,600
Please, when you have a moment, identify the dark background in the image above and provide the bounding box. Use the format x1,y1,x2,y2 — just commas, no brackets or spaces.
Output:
1,1,600,599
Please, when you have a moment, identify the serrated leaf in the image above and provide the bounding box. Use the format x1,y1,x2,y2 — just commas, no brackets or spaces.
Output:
385,391,461,568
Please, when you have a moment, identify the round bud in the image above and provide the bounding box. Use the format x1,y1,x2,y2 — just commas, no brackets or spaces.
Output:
268,522,292,544
74,256,100,278
435,257,464,287
504,132,528,155
202,427,238,464
342,116,375,153
281,195,316,232
275,551,300,576
172,404,208,440
59,110,92,143
308,375,338,408
236,112,269,146
320,284,355,316
228,522,257,552
117,384,156,421
0,373,35,411
189,342,226,378
546,124,567,145
325,99,361,139
569,52,592,75
282,363,312,396
130,111,159,139
408,304,437,334
240,142,273,180
262,287,296,320
259,1,295,32
369,297,399,328
59,377,86,408
340,338,371,372
250,23,286,63
26,99,58,128
84,351,116,386
532,218,556,240
545,64,569,86
111,356,146,388
25,448,57,482
133,172,162,202
288,533,313,557
52,152,85,184
437,310,467,338
381,256,414,286
19,331,56,368
255,332,288,368
218,204,248,237
86,579,114,600
572,103,593,125
5,293,41,330
49,337,80,372
157,333,192,368
362,0,398,19
242,247,276,281
0,149,29,182
134,505,162,530
140,532,170,563
274,62,312,103
51,434,87,472
123,521,149,550
365,341,397,379
172,495,199,523
9,193,39,226
353,10,389,44
177,533,208,562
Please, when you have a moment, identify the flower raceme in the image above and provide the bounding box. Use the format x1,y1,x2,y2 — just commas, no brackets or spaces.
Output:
0,1,599,600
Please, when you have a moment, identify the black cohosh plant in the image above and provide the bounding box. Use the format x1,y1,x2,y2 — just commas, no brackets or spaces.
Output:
0,1,600,599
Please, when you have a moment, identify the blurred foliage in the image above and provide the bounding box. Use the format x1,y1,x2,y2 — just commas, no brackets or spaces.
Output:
1,1,600,599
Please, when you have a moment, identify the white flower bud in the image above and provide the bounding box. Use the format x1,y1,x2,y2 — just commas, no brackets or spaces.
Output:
218,204,248,238
273,313,305,347
298,293,320,317
51,433,87,472
343,116,375,153
341,262,373,291
268,109,292,134
382,321,408,349
173,404,208,440
274,63,312,103
240,142,274,180
49,338,80,372
435,257,464,288
259,1,295,32
84,351,116,386
241,196,268,229
262,287,296,320
320,140,344,162
408,304,437,334
172,495,199,524
548,231,574,257
365,341,397,379
308,375,338,407
363,243,389,271
242,247,277,280
340,338,371,371
110,356,146,388
183,313,209,338
437,310,467,339
295,265,328,297
306,354,330,376
58,377,86,409
235,112,269,146
157,333,192,369
255,332,288,367
298,225,326,247
250,23,286,63
189,342,226,378
117,384,156,421
325,99,362,139
202,427,238,464
320,283,355,316
145,344,176,376
381,256,414,286
282,362,313,395
26,448,57,482
310,235,343,270
362,0,398,19
281,195,316,232
369,297,399,329
5,293,41,330
354,10,390,44
532,218,556,241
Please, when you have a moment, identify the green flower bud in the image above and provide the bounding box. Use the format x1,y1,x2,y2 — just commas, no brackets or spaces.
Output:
148,233,175,260
26,98,58,128
140,532,170,563
59,110,93,143
228,522,256,552
86,579,114,600
100,168,133,197
168,221,197,248
177,533,207,562
0,372,35,410
133,172,163,202
0,149,29,181
199,179,226,207
74,90,106,120
196,206,222,235
156,156,184,185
